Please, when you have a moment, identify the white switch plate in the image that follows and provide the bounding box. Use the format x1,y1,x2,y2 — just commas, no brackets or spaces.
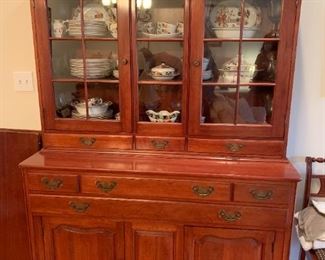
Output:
13,72,34,92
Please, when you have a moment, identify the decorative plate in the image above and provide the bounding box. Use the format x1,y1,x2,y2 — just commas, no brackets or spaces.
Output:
209,0,262,29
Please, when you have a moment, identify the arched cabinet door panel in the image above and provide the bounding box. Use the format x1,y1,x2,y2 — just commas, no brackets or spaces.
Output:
125,222,183,260
185,227,275,260
41,217,125,260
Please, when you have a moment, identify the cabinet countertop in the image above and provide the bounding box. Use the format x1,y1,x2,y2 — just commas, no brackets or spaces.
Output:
20,150,301,182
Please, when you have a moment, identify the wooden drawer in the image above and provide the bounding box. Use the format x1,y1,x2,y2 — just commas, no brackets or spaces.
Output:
29,195,288,229
81,175,231,203
233,183,291,205
136,136,185,152
27,172,79,193
43,133,133,150
188,138,284,157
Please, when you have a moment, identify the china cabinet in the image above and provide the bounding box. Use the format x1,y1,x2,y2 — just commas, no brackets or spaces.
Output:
21,0,302,259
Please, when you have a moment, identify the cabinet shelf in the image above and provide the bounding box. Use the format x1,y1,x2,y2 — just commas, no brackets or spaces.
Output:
52,79,119,84
202,82,276,87
203,38,280,42
50,37,117,41
138,80,183,85
137,38,184,42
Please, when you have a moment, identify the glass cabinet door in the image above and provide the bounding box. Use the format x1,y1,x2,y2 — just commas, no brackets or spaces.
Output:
189,0,295,138
133,0,188,137
39,0,131,133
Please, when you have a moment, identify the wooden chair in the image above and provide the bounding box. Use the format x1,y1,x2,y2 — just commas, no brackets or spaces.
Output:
300,157,325,260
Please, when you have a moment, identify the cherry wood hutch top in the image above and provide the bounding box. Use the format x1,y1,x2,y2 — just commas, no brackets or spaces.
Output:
21,1,302,259
29,0,302,159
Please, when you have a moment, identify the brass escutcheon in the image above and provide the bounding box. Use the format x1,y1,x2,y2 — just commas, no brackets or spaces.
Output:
69,201,90,213
41,177,63,190
151,140,169,150
96,181,117,193
192,185,215,197
250,189,273,200
80,137,96,146
226,143,245,152
218,209,241,222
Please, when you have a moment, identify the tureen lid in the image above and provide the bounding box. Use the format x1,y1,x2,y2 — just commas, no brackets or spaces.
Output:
151,63,175,72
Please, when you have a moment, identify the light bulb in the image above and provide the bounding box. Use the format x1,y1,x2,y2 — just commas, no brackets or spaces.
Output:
102,0,111,6
143,0,152,9
137,0,143,9
112,0,117,4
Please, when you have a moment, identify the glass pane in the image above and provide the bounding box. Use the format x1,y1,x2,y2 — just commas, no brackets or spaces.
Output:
137,0,184,38
202,86,237,124
137,42,183,81
242,41,278,83
52,41,82,79
84,41,118,79
48,0,118,39
204,42,239,83
237,86,274,124
139,85,182,123
54,82,84,119
70,83,120,121
251,0,282,38
205,0,282,39
47,0,79,38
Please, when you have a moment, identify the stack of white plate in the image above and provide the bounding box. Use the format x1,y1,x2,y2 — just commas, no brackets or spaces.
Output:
70,58,114,79
68,20,108,37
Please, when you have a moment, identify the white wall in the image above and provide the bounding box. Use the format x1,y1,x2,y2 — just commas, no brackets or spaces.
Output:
0,0,41,130
287,0,325,259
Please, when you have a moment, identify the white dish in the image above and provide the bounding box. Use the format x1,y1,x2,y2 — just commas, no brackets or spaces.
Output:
209,0,262,29
146,110,180,123
213,28,258,38
141,32,182,38
80,4,110,21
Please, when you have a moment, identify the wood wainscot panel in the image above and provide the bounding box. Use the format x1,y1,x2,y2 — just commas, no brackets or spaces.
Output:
0,129,41,260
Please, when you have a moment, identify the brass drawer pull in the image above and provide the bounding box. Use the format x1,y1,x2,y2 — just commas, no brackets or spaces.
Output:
41,177,63,190
218,209,241,222
96,181,117,193
151,140,169,150
80,137,96,146
192,185,215,197
226,143,245,152
69,201,90,213
250,190,273,200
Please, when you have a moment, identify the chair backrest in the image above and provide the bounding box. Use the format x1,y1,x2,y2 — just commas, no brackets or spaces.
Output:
300,157,325,260
303,157,325,210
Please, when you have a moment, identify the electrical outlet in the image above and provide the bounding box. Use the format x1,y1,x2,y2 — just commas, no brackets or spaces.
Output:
13,72,34,92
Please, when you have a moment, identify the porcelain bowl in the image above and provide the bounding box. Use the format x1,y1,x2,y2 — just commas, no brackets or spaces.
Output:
74,99,113,117
151,63,176,77
146,110,180,123
218,69,254,83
